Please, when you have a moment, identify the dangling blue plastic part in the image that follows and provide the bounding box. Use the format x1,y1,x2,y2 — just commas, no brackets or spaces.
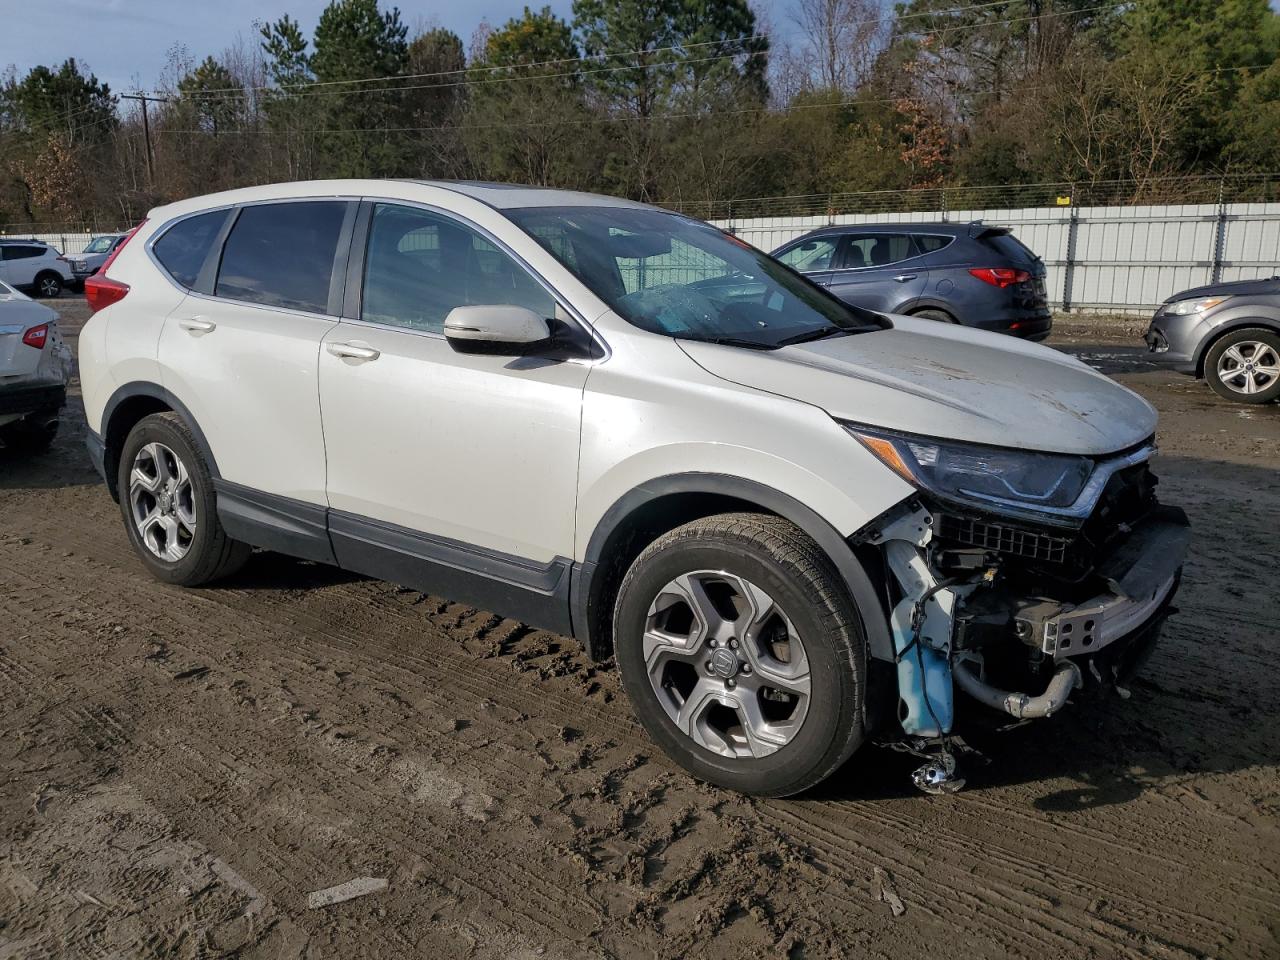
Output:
891,606,954,737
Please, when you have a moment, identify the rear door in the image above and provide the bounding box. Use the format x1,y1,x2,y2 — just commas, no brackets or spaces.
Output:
826,232,929,311
157,199,353,507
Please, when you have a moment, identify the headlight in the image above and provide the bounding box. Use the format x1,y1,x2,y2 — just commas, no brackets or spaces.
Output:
845,424,1095,523
1163,295,1230,316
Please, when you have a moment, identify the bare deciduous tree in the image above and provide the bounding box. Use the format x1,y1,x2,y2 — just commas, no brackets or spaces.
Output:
788,0,885,92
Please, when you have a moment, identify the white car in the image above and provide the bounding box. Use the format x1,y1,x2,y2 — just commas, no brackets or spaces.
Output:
0,239,74,298
77,181,1189,796
0,280,72,451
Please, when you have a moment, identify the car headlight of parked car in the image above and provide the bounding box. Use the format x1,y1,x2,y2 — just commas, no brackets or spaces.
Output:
845,423,1098,524
1162,295,1231,316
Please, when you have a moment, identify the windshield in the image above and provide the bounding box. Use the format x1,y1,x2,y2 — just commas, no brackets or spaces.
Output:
84,236,116,254
505,206,884,349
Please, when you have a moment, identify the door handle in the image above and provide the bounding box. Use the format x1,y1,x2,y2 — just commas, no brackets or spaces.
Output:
892,274,917,283
326,341,380,362
179,318,216,333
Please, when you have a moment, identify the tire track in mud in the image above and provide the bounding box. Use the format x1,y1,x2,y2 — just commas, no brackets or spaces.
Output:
4,506,1277,958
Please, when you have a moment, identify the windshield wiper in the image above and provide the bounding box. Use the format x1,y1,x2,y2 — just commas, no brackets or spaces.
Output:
775,325,854,346
698,336,777,350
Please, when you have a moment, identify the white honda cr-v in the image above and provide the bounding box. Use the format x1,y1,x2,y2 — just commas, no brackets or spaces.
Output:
78,181,1189,796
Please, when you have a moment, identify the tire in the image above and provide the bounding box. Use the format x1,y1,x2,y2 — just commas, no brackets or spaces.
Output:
1203,327,1280,404
614,513,866,797
912,308,956,323
117,412,250,585
0,411,58,453
34,271,63,298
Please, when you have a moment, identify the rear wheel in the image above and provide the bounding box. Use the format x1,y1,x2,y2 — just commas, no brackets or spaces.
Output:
34,271,62,298
1204,328,1280,404
614,513,866,797
117,412,250,585
912,308,956,323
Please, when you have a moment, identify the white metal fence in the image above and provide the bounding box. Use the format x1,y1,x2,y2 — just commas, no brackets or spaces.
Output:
10,199,1280,312
712,202,1280,312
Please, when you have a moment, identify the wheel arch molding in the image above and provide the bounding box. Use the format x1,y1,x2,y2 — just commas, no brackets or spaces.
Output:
1194,315,1280,376
571,472,894,664
98,382,220,501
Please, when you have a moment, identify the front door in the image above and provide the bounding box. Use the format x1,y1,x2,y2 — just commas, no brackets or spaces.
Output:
318,202,590,607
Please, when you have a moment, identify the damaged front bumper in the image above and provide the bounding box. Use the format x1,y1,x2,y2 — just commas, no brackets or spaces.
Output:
866,488,1189,740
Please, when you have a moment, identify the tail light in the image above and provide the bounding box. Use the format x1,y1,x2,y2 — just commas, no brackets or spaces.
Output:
22,324,49,349
969,267,1030,288
85,219,147,314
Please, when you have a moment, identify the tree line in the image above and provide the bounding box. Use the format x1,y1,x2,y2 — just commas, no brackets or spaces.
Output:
1,0,1277,230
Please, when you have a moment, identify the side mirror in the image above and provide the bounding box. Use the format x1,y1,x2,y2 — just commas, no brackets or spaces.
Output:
443,305,552,355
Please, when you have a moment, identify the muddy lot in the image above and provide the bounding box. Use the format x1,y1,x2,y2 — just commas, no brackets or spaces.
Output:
2,300,1278,959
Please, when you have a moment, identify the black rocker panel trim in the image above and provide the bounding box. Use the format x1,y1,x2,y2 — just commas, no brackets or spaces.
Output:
328,509,574,636
214,480,336,565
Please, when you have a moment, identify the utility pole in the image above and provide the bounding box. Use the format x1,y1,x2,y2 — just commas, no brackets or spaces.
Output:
121,93,167,186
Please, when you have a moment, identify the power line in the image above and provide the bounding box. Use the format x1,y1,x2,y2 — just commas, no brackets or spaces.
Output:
147,58,1276,139
151,0,1119,102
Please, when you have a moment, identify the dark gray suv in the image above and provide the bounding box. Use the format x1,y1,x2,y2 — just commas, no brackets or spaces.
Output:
771,222,1051,339
1144,276,1280,404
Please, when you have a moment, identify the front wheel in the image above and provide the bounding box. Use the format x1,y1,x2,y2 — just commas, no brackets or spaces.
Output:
614,513,866,797
1204,327,1280,404
117,412,250,585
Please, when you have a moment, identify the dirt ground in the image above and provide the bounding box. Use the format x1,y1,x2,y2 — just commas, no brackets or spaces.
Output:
2,299,1278,959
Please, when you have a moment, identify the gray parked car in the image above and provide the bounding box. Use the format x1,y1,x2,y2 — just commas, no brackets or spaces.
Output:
67,234,129,291
771,222,1051,339
1144,276,1280,404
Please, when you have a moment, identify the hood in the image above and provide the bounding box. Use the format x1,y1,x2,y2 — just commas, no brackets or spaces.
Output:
679,314,1157,456
1165,276,1280,302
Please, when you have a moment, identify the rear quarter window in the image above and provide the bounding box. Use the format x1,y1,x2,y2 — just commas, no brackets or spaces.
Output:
915,235,954,254
153,210,230,289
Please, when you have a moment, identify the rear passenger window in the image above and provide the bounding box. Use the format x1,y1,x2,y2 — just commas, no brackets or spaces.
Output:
361,203,555,334
153,210,228,288
843,233,915,269
216,202,347,313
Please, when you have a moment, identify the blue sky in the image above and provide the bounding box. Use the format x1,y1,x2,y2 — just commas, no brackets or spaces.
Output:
0,0,798,95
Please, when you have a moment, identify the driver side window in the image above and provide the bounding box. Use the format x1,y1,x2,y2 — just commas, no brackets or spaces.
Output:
362,203,555,334
776,236,839,273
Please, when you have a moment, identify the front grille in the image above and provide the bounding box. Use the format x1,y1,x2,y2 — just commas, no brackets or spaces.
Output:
1078,461,1157,554
939,513,1072,563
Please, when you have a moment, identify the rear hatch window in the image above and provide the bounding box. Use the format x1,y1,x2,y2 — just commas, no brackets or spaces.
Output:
979,231,1038,264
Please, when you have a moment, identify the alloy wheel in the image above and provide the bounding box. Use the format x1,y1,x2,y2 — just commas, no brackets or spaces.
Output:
1216,340,1280,396
128,441,196,561
643,570,811,759
38,277,59,297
